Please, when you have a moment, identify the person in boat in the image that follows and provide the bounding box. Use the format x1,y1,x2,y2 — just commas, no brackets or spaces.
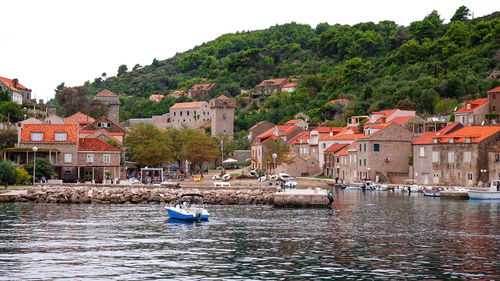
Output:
327,191,334,209
189,195,197,205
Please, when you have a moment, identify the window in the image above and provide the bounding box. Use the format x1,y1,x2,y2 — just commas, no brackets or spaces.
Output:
180,111,183,116
363,159,366,166
55,133,67,141
449,138,454,144
322,143,326,149
466,104,471,110
64,154,72,163
359,144,362,151
31,132,43,141
103,154,110,163
97,122,110,128
448,152,454,163
87,154,94,163
359,159,362,166
464,151,471,163
363,143,367,152
496,154,500,163
433,138,438,144
432,151,439,163
187,111,189,116
468,173,473,181
419,147,425,157
457,172,461,179
493,106,496,112
374,144,380,152
465,138,471,143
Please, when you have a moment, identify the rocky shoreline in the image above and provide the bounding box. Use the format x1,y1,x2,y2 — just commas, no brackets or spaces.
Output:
9,185,276,205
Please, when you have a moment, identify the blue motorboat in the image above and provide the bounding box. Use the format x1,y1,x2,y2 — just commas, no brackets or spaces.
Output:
165,193,210,221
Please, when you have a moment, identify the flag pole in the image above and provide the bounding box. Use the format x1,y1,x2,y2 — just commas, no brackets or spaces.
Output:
220,138,225,176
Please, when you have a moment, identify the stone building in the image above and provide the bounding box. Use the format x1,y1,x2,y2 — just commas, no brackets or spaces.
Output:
323,143,348,178
149,94,164,102
487,142,500,183
188,83,217,98
249,121,275,140
82,115,127,135
411,123,463,185
76,138,121,182
152,101,210,130
0,76,36,104
44,114,65,124
316,127,361,168
431,126,500,186
487,86,500,121
64,112,95,129
92,89,121,124
254,78,289,94
356,122,413,183
210,95,235,139
276,153,321,177
284,119,308,131
289,132,311,156
454,98,489,126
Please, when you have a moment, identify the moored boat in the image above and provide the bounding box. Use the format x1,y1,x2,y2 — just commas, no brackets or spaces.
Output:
165,193,210,221
468,180,500,200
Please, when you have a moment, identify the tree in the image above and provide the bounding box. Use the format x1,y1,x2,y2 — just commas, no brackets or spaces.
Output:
54,82,65,95
164,128,189,170
0,88,10,102
0,161,16,188
25,158,54,182
117,64,128,77
55,86,90,117
125,123,171,167
450,6,471,22
0,101,24,122
183,130,219,177
0,129,17,149
263,139,292,173
343,57,371,83
395,100,416,110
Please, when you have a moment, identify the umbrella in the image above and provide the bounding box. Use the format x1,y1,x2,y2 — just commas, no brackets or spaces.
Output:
222,158,238,164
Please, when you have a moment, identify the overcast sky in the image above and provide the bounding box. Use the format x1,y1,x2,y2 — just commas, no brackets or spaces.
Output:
1,0,498,102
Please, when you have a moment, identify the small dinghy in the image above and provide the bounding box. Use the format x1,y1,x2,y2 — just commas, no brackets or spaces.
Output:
222,174,231,181
165,193,209,222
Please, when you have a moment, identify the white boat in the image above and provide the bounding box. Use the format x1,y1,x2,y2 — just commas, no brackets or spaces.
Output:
222,174,231,181
248,170,257,178
375,184,388,191
257,176,266,182
212,175,220,180
165,193,210,221
269,175,278,181
468,180,500,200
278,173,293,182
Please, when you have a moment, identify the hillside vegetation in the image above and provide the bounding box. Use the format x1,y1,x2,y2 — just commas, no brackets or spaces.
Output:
77,7,499,130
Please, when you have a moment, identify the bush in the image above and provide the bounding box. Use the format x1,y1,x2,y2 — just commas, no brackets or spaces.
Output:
0,161,17,188
15,167,31,185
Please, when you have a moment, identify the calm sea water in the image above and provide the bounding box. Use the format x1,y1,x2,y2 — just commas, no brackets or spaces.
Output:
0,191,499,280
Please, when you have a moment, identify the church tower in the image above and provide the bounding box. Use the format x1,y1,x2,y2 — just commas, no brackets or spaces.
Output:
92,89,120,124
210,95,235,139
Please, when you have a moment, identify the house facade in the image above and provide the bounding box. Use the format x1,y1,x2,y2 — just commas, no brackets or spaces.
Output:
152,101,210,129
92,89,121,124
0,76,34,104
188,83,217,98
454,98,489,126
254,78,289,94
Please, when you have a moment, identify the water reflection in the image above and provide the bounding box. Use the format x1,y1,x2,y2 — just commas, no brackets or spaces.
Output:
0,191,499,279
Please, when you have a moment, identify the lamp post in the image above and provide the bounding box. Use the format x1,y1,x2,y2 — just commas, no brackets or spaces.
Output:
272,153,277,175
32,146,37,185
367,167,371,180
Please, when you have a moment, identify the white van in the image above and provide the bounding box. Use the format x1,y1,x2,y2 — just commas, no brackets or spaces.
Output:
213,182,231,187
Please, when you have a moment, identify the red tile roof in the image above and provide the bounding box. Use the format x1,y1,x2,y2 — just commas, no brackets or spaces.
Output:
330,133,364,140
21,124,78,143
95,89,118,97
65,112,95,125
78,138,120,151
284,119,303,125
262,135,281,143
334,147,349,156
0,76,27,90
325,143,348,153
150,94,164,101
289,131,310,144
455,98,488,113
435,126,500,143
314,127,344,134
170,101,207,109
487,86,500,94
411,132,436,145
255,127,275,140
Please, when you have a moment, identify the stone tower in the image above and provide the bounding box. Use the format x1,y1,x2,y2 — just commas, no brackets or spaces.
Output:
92,89,120,124
210,95,235,139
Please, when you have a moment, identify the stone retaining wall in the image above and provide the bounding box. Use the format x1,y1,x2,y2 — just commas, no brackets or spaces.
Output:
16,185,276,205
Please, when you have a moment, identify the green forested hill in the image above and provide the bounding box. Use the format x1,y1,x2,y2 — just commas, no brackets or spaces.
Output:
79,7,499,131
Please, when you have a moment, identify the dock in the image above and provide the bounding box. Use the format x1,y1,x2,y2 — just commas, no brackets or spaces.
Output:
273,188,329,207
440,191,469,200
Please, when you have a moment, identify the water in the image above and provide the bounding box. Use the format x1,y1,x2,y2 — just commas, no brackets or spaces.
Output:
0,191,499,280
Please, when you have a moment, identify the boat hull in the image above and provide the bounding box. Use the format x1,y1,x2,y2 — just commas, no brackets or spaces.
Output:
423,191,440,197
468,191,500,200
165,207,210,221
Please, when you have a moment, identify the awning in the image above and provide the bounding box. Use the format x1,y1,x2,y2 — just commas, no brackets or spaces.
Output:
222,158,238,164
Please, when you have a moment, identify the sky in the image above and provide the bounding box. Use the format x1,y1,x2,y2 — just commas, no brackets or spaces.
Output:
1,0,498,102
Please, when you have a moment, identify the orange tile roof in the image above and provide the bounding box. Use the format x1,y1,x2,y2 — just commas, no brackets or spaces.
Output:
282,83,298,88
334,147,349,156
150,94,164,101
21,124,78,143
390,116,417,125
262,135,281,143
170,101,207,109
78,138,120,151
325,143,348,153
284,119,302,125
65,112,95,125
95,89,118,97
411,132,436,145
279,125,299,136
455,98,488,113
0,76,27,90
330,133,364,140
487,86,500,94
435,126,500,143
328,96,350,105
289,131,310,144
314,127,344,134
371,109,398,117
255,127,275,140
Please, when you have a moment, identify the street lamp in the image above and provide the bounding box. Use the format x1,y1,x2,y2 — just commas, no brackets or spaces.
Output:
32,146,38,185
272,153,277,175
367,167,371,180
